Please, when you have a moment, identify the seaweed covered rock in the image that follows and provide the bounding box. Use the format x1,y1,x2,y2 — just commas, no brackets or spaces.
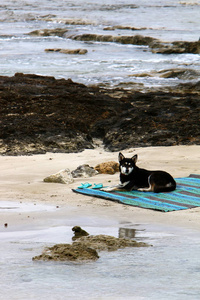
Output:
33,243,99,262
32,227,150,262
74,234,149,251
1,73,200,155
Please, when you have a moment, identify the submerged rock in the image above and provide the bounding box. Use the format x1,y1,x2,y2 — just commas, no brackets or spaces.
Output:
45,48,88,55
94,161,119,174
43,169,74,184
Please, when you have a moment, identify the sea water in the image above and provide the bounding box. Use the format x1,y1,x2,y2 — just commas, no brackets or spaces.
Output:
1,1,200,298
0,0,200,88
0,202,200,299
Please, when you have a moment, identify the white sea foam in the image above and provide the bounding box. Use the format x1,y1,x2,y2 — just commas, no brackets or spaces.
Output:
0,0,199,88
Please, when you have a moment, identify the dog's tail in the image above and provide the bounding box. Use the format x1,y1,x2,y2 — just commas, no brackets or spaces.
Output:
153,180,176,193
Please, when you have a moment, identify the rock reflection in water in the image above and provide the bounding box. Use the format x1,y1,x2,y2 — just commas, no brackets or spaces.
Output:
119,228,136,239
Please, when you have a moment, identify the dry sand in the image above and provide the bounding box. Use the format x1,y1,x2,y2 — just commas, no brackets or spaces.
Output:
0,145,200,232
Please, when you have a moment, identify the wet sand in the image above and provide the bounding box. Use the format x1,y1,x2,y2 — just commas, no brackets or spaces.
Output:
0,145,200,233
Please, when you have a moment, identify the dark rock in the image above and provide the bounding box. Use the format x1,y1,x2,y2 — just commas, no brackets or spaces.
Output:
0,73,200,155
72,226,89,240
70,33,200,54
151,40,200,54
103,25,146,31
0,73,130,155
71,33,158,46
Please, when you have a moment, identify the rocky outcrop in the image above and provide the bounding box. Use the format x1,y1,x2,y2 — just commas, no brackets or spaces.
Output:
94,161,119,174
0,73,200,155
151,40,200,54
27,26,200,55
70,33,158,46
0,73,130,155
32,227,150,262
68,32,200,54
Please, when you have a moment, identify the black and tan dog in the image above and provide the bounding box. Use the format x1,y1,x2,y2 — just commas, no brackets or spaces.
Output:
101,152,176,193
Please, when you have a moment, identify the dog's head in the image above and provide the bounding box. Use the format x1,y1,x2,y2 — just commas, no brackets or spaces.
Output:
118,152,137,175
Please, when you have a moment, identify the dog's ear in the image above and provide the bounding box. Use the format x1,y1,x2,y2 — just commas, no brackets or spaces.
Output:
131,154,137,163
118,152,125,162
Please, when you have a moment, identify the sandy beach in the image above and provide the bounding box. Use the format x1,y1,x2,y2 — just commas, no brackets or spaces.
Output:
1,145,200,232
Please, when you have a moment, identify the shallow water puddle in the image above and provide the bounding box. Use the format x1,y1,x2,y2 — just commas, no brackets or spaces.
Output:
0,200,56,212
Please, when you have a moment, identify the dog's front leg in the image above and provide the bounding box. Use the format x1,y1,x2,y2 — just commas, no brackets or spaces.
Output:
101,181,130,192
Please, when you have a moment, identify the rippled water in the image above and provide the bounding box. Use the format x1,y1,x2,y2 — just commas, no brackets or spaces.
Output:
0,0,200,88
1,2,200,298
1,219,200,300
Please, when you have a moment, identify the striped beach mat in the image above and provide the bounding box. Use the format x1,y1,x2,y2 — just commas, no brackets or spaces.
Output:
73,174,200,212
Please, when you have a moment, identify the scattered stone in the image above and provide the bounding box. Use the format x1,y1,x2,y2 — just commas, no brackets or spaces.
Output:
94,161,119,174
72,226,89,240
43,169,74,184
71,164,98,178
45,48,88,55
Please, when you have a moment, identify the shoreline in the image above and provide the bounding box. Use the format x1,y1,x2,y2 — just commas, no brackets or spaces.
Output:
1,145,200,233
